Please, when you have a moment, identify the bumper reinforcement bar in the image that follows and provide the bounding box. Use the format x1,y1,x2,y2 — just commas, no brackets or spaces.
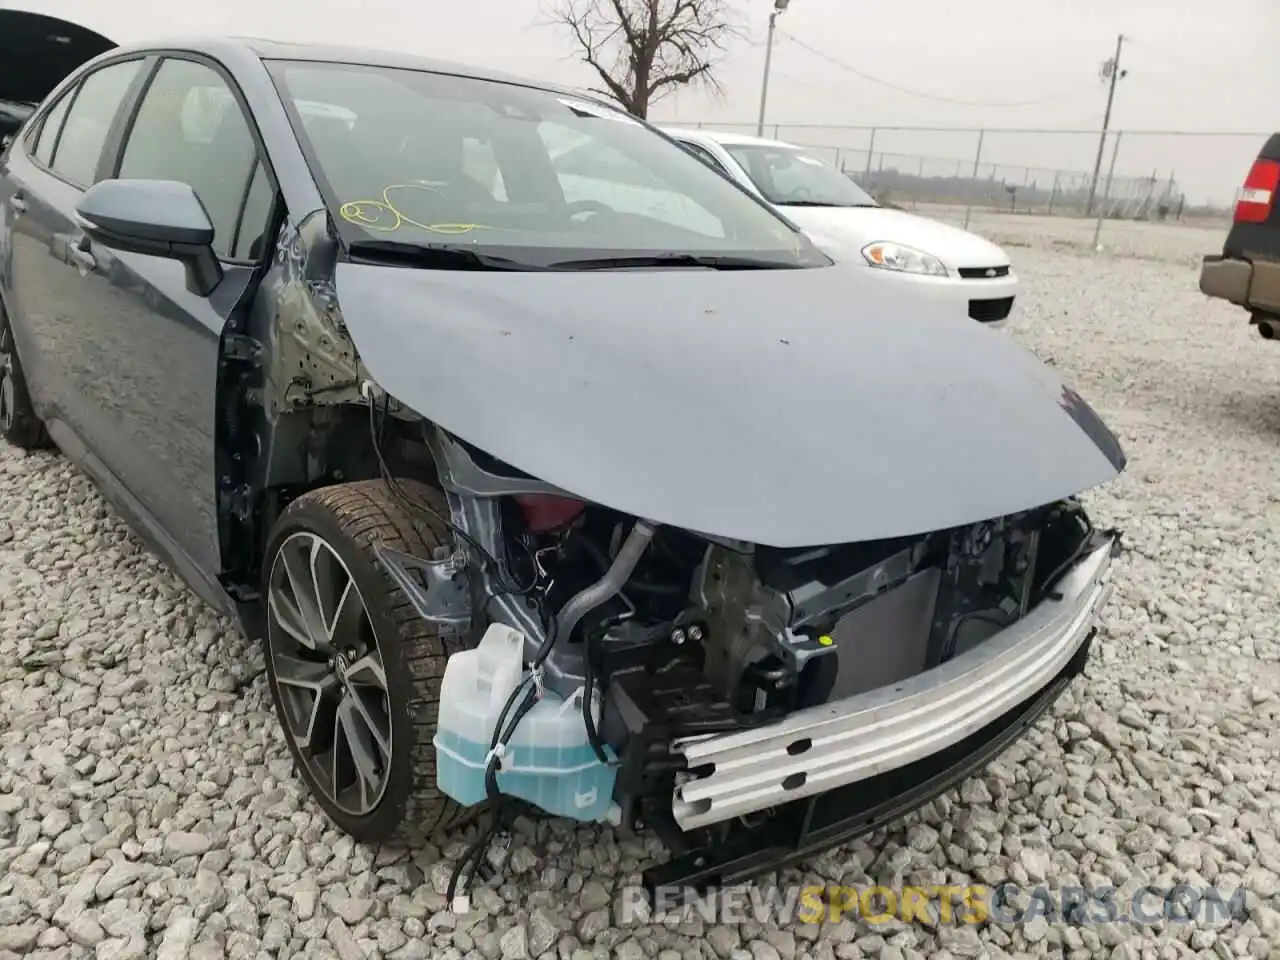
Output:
669,536,1116,831
643,624,1096,896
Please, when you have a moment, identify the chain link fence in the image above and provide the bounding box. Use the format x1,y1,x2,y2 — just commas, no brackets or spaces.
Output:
675,122,1266,236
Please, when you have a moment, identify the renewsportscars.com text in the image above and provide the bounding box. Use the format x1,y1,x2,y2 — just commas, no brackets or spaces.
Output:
617,883,1249,928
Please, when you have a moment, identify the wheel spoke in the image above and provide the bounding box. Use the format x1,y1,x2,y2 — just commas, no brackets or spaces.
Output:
274,653,335,691
345,651,387,690
336,693,384,809
348,688,391,762
268,585,313,650
273,655,337,753
325,578,365,650
281,537,329,651
344,653,390,757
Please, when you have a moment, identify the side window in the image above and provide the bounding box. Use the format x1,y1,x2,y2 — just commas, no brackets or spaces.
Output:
51,60,144,187
118,58,262,259
33,90,74,166
232,161,276,261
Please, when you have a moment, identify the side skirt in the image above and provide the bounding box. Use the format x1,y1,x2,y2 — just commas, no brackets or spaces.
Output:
43,418,239,620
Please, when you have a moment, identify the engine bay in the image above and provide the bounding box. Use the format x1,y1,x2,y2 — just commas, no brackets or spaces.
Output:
503,485,1093,808
376,426,1104,825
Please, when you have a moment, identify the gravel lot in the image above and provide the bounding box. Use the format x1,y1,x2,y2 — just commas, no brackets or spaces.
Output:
3,216,1280,960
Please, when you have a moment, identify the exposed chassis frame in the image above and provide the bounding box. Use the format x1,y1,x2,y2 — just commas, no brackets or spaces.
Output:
668,535,1115,830
641,624,1096,897
374,423,1117,875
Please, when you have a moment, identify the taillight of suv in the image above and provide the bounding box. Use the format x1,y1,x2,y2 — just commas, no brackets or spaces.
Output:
1235,157,1279,224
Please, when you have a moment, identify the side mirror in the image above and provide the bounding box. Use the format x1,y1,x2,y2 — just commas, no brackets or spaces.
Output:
75,179,222,297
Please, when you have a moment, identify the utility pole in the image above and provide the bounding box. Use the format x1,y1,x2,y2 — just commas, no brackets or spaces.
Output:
1086,33,1126,217
756,0,790,137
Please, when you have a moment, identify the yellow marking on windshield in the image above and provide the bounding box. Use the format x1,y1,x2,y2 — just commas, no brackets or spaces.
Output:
338,182,504,237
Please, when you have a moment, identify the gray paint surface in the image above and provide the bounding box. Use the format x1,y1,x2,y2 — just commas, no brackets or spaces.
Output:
335,260,1124,547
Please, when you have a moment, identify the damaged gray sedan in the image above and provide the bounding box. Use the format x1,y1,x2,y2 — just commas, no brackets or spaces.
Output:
0,25,1125,901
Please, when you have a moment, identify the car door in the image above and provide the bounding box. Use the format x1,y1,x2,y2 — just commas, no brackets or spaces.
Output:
2,57,149,422
58,54,278,578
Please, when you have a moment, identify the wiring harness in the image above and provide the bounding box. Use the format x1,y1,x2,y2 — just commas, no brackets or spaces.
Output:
362,384,561,910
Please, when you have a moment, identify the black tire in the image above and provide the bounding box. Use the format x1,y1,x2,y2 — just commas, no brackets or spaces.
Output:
260,478,468,844
0,303,51,451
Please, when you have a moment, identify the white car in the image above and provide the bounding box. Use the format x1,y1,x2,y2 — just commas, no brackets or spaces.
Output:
660,128,1019,327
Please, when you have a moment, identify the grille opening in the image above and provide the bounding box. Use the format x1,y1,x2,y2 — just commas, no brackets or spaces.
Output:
969,297,1014,323
782,772,807,790
959,265,1011,279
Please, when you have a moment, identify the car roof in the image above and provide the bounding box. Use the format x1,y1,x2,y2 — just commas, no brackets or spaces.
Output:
105,34,597,102
659,126,805,150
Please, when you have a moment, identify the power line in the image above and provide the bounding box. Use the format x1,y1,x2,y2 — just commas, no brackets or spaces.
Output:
1124,36,1270,86
776,30,1098,108
682,121,1266,137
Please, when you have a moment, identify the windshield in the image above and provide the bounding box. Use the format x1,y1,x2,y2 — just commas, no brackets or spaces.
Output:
723,143,877,208
265,61,828,269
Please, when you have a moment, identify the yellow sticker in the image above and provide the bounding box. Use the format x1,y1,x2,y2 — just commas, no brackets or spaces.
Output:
818,635,833,646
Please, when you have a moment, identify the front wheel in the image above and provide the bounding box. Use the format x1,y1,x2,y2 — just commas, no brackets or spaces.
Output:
260,478,468,843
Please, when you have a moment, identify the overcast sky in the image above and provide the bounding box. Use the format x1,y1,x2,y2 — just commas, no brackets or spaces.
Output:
10,0,1275,203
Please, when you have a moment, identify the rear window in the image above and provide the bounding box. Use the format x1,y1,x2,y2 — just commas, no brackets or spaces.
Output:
51,59,143,186
32,90,73,165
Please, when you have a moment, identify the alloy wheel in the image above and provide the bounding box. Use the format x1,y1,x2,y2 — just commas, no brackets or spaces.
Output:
266,531,393,815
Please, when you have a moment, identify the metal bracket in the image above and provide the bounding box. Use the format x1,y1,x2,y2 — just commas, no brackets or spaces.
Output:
425,426,579,499
222,333,264,366
769,625,837,670
220,482,255,522
373,543,472,637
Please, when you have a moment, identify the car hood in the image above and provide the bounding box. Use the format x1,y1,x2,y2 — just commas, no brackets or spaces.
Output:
334,261,1123,548
777,205,1009,270
0,11,114,106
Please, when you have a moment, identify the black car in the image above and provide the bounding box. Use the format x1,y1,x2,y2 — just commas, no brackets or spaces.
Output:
0,19,1124,900
1200,134,1280,338
0,12,114,149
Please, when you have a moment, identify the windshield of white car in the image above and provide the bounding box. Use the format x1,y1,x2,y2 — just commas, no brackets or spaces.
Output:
266,61,830,270
724,143,878,208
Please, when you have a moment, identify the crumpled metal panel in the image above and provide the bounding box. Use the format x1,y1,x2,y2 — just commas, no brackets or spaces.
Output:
332,260,1125,547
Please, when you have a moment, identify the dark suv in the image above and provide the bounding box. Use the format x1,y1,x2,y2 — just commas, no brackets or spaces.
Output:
0,12,114,149
1200,134,1280,338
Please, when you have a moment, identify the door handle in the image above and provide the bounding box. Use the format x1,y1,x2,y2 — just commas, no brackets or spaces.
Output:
68,237,96,272
7,193,25,214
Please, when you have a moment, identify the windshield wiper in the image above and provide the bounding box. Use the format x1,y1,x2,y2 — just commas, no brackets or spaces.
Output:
347,239,544,271
548,253,797,271
776,200,878,208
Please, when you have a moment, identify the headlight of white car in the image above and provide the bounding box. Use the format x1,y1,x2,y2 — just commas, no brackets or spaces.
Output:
860,242,949,277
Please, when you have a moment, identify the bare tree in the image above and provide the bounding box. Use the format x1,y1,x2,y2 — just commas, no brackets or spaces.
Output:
551,0,741,119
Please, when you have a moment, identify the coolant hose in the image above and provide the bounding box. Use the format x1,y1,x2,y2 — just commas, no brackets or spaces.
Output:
554,520,658,643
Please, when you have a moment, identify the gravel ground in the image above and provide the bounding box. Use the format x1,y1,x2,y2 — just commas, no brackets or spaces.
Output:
3,219,1280,960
